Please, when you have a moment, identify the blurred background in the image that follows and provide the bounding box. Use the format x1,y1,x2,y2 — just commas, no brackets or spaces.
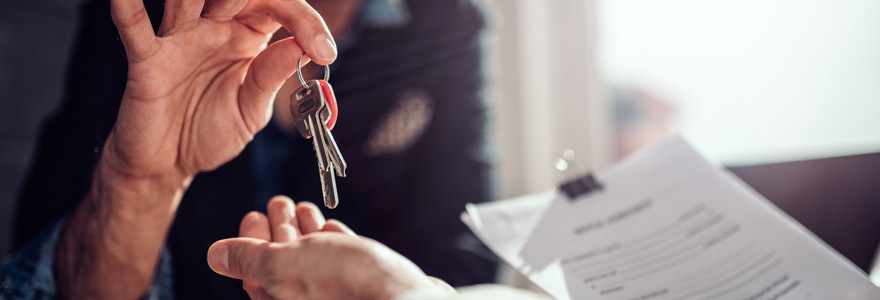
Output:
1,0,81,257
485,0,880,198
1,0,878,282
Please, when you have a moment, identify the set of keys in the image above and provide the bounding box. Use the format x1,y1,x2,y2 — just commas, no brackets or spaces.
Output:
290,54,347,209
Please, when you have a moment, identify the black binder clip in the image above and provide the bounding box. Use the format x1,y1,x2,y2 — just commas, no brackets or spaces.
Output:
560,173,604,200
554,149,604,200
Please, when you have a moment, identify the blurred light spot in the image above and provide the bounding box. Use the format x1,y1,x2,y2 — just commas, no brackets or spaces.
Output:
366,88,434,156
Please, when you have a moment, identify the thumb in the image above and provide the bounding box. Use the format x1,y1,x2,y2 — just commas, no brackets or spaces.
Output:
207,237,272,282
237,37,307,134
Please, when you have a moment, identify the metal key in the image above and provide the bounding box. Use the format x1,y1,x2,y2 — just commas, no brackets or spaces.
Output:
290,57,347,209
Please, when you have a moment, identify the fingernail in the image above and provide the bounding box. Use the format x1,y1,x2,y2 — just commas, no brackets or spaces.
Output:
286,199,296,219
313,34,337,62
208,243,229,273
246,211,262,222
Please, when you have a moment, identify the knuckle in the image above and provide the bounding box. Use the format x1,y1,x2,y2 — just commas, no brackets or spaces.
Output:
113,7,149,30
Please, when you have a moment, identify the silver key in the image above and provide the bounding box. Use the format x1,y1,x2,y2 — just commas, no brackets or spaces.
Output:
291,79,347,209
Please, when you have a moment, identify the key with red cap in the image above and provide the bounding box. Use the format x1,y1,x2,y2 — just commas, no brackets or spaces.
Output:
290,68,347,209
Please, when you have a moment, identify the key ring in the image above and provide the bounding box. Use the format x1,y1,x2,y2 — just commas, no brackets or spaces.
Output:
297,53,330,90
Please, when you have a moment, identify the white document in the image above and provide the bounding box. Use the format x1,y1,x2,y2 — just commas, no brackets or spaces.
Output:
462,191,569,299
463,136,876,300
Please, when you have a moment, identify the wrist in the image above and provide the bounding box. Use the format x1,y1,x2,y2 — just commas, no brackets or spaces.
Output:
92,150,192,218
55,150,192,299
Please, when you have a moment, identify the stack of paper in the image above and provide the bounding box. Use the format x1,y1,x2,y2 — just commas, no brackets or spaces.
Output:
463,137,878,300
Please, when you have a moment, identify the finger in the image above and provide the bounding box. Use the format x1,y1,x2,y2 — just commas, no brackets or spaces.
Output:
322,219,356,237
238,211,271,297
207,237,270,281
266,0,337,65
266,195,299,242
237,37,307,133
295,202,326,235
110,0,158,59
202,0,249,21
239,211,271,241
159,0,205,35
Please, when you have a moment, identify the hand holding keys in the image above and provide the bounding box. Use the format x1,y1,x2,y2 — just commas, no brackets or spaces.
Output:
290,54,347,209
